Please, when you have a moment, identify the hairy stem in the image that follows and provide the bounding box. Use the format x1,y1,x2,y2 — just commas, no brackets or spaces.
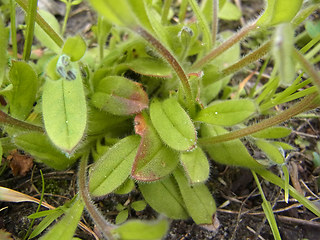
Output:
192,22,257,70
78,153,115,240
0,110,44,132
199,93,319,145
136,27,195,115
16,0,63,48
293,48,320,93
220,40,272,78
23,0,38,61
211,0,219,47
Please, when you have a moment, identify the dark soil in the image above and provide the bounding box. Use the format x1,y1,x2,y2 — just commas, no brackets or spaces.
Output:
1,0,320,240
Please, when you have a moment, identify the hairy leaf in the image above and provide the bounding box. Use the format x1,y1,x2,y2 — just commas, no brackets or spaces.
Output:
14,132,77,170
255,139,285,164
9,61,38,120
89,135,140,197
132,113,179,181
201,124,264,169
150,98,197,151
91,76,149,116
251,127,292,139
42,63,87,152
180,147,210,184
173,167,216,225
139,176,189,219
195,99,256,126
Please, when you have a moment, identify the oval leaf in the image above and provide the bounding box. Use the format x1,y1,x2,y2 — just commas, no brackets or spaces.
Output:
257,0,303,27
62,35,86,61
195,99,256,126
180,147,210,184
132,113,179,181
139,176,189,219
201,124,264,169
91,76,149,116
173,167,216,225
14,132,76,170
111,219,169,240
255,139,285,164
42,63,87,152
89,135,140,197
9,61,38,120
150,98,197,151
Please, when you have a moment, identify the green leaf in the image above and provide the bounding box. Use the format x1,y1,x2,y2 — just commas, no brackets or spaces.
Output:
8,61,38,120
88,0,136,27
257,0,303,27
273,23,295,86
14,132,77,170
29,209,64,239
273,141,294,150
173,167,216,225
150,98,197,151
91,76,149,116
255,139,285,164
306,20,320,38
116,209,129,224
251,127,292,139
195,99,256,126
62,35,87,62
131,200,147,212
201,124,264,169
127,0,153,31
89,135,140,197
114,178,135,195
112,219,169,240
0,15,8,87
218,1,241,20
132,113,179,181
42,63,87,152
180,147,210,184
116,57,172,78
34,10,61,54
40,197,84,240
139,176,189,219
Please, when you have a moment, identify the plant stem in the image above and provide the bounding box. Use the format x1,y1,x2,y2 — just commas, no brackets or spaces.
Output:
178,0,188,22
61,1,72,36
294,48,320,94
220,40,272,78
211,0,219,47
16,0,63,48
161,0,173,25
78,153,115,240
192,22,257,70
0,110,44,132
136,27,195,115
10,0,18,58
198,93,319,146
23,0,38,61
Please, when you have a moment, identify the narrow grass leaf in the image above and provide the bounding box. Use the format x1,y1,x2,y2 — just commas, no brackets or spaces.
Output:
89,135,140,197
139,176,189,219
42,64,87,152
9,61,38,120
91,76,149,116
173,167,216,225
0,15,8,86
180,147,210,184
132,113,179,181
40,197,84,240
195,99,256,126
150,98,197,151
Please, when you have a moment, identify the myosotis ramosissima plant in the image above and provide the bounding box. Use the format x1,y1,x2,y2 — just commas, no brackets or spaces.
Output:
0,0,320,239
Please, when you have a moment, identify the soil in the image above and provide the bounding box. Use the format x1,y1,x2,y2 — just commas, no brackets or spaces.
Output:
1,0,320,240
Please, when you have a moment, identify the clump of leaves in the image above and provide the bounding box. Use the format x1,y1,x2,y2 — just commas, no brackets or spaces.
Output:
0,0,320,239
